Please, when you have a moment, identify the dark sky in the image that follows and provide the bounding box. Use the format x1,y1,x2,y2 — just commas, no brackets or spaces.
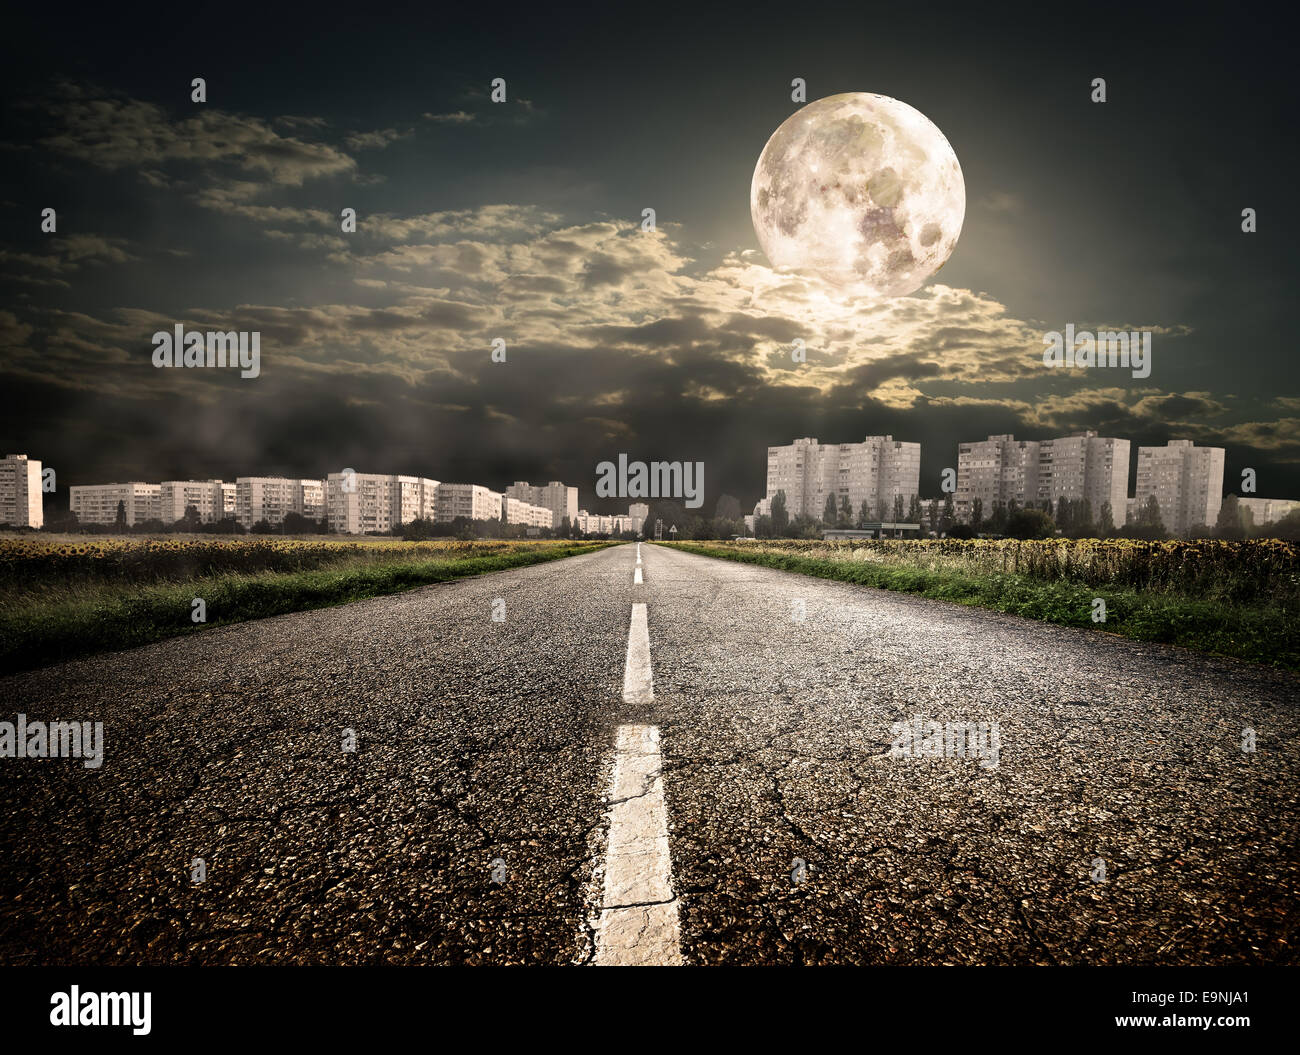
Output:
2,1,1296,514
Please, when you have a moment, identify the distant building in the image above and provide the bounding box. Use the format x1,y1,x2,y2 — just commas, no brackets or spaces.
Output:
237,477,327,530
504,481,577,529
435,483,502,523
504,496,553,528
69,482,161,527
1237,497,1299,528
574,510,637,535
765,436,920,522
0,454,43,529
955,432,1129,526
159,480,228,524
628,502,650,534
1133,440,1225,537
324,473,437,534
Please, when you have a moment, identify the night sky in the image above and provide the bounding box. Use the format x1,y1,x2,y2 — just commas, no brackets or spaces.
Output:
2,2,1295,515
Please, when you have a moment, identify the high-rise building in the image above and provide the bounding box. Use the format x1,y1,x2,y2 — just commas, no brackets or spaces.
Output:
503,496,552,528
628,502,650,533
504,481,577,529
236,477,326,530
324,473,437,534
434,483,502,523
0,454,43,529
69,482,162,527
765,437,920,522
956,432,1129,526
159,480,229,524
1134,440,1225,537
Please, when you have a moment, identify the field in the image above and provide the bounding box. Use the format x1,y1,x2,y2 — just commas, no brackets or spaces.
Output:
663,537,1300,668
0,535,614,673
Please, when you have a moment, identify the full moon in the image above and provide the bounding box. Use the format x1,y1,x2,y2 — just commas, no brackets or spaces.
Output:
751,92,965,297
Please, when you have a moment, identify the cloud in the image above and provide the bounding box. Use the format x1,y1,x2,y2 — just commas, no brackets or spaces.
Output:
35,82,356,186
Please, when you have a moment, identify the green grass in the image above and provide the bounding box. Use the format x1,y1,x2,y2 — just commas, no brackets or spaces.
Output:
0,541,614,674
663,541,1300,669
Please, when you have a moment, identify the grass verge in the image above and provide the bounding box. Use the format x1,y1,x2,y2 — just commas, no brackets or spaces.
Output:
0,541,614,674
663,541,1299,669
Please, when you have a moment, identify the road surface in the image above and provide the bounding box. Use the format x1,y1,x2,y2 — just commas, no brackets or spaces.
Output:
1,542,1296,964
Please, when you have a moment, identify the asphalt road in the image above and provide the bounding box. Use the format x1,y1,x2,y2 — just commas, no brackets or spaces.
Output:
0,542,1296,965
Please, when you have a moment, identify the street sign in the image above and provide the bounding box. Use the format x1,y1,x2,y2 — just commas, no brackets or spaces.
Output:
668,524,678,538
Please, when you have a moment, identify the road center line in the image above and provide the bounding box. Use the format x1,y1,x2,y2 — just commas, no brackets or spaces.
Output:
633,566,644,584
621,602,653,705
592,723,683,965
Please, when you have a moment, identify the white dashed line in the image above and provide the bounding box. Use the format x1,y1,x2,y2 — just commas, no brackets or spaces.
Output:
636,542,642,565
634,566,644,584
588,598,682,965
592,723,683,965
621,602,653,705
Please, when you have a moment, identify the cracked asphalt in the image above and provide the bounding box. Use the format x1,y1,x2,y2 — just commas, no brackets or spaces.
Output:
1,542,1297,964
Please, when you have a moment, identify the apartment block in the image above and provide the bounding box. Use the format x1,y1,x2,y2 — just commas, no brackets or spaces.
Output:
159,480,229,524
69,482,162,527
628,502,650,534
503,496,552,528
324,473,438,534
574,510,636,535
0,454,43,529
434,483,502,523
236,477,325,530
1133,440,1225,537
765,436,921,521
504,481,577,529
1237,497,1299,527
956,432,1129,525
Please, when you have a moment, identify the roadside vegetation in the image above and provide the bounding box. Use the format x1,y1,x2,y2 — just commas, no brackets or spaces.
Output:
662,537,1300,668
0,536,614,673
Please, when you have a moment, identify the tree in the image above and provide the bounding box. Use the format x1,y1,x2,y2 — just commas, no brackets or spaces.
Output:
940,494,955,533
180,503,203,533
1098,501,1115,538
893,494,905,523
1215,494,1246,540
770,491,789,534
989,500,1007,534
971,497,984,533
906,494,921,525
1005,507,1056,539
1140,495,1165,533
822,493,838,527
927,500,939,535
838,494,852,527
282,511,319,535
1121,496,1168,540
114,500,127,534
857,499,871,529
